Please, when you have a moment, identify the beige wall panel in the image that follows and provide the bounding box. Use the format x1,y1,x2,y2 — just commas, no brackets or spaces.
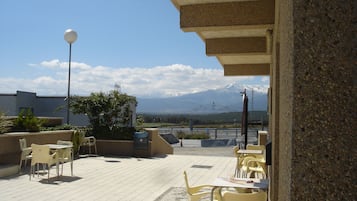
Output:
219,54,272,64
223,64,270,76
201,28,270,38
206,37,266,55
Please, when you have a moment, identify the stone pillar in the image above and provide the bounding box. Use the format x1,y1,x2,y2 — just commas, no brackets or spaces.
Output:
277,0,356,200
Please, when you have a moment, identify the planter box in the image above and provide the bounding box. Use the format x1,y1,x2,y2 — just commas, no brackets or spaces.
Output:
96,140,136,156
96,128,173,157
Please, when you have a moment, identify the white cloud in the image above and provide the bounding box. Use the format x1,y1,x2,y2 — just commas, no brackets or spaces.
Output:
40,59,63,69
40,59,91,70
3,60,267,98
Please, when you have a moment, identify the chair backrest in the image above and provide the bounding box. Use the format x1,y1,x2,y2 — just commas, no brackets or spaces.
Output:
222,191,267,201
183,171,194,195
233,146,239,157
31,144,52,164
246,144,265,151
87,136,96,144
82,136,96,145
19,138,27,150
90,136,96,143
247,144,266,160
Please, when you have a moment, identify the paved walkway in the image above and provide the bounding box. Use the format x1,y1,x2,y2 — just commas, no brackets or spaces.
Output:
0,147,236,201
174,146,234,157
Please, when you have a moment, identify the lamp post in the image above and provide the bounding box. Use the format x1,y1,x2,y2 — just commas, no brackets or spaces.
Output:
64,29,77,125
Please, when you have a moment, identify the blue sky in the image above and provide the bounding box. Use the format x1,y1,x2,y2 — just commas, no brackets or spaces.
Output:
0,0,269,98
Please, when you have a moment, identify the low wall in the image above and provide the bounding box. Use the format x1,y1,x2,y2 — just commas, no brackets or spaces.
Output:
147,128,173,156
96,128,173,157
0,130,73,164
96,140,135,156
0,128,173,165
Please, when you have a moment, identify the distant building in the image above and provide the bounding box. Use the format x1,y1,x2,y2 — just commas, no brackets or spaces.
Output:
0,91,136,127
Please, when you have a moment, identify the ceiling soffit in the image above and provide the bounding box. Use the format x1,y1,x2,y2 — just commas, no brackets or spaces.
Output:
172,0,275,76
206,37,267,55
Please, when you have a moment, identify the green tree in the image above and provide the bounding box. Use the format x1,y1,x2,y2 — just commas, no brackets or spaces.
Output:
71,90,137,137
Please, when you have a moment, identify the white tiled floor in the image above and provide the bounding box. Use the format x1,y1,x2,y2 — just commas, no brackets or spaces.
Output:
0,154,236,201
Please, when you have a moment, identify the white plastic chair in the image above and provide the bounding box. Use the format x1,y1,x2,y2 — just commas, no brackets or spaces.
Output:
81,136,97,155
184,171,222,201
19,138,32,173
29,144,58,182
57,140,73,176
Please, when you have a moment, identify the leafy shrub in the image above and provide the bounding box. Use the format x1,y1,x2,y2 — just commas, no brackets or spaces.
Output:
176,131,210,139
72,129,86,155
0,112,13,134
40,124,76,131
90,126,136,140
13,109,43,132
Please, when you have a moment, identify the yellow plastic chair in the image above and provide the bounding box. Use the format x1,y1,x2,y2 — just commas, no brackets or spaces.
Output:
57,140,73,176
240,156,267,178
184,171,220,201
231,146,254,191
221,191,267,201
246,144,266,161
81,136,97,155
248,159,267,179
233,146,261,178
245,144,267,178
30,144,58,182
233,146,241,176
19,138,32,173
244,159,267,178
246,145,265,150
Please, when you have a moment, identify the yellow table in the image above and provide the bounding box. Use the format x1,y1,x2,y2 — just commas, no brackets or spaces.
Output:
210,177,268,201
46,144,73,177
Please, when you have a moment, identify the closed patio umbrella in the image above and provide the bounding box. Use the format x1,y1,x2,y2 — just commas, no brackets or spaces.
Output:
241,89,249,149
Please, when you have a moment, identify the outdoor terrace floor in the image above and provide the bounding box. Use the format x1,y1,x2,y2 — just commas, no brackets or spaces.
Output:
0,147,236,201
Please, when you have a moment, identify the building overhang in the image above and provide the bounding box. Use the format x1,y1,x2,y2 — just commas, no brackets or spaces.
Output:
171,0,274,76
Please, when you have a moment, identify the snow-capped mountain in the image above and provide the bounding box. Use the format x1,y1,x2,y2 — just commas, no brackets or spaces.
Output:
137,83,268,114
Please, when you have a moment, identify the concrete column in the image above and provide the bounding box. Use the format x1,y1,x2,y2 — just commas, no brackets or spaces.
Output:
277,0,356,200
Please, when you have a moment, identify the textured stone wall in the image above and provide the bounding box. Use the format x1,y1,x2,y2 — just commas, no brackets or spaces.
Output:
288,1,356,200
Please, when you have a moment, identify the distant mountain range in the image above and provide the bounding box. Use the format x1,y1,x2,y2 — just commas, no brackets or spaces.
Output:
137,83,268,114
